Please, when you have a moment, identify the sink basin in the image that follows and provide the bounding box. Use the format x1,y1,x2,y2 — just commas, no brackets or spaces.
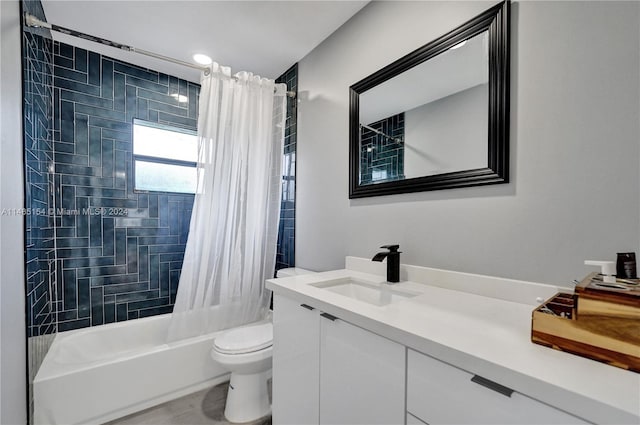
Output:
311,277,419,306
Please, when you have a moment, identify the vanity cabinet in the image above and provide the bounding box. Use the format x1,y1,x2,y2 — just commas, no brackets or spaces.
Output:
407,349,589,425
272,294,405,425
272,295,320,425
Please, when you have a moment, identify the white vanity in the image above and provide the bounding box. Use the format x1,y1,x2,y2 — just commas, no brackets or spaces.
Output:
266,257,640,425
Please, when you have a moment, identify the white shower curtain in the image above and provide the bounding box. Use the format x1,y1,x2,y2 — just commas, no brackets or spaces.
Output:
167,63,287,341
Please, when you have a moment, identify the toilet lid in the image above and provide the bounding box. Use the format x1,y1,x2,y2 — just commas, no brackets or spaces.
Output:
213,322,273,354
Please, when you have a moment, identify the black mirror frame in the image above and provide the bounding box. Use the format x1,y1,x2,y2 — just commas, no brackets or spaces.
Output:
349,1,510,199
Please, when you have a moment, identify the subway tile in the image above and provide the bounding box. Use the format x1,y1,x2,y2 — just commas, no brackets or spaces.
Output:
56,237,89,248
169,270,180,303
77,278,90,318
139,245,149,282
54,152,87,166
88,126,101,167
74,186,126,198
55,247,103,259
115,228,127,265
91,198,138,208
103,282,148,296
88,51,101,86
113,72,127,113
116,303,127,322
147,100,187,117
137,98,148,121
148,244,186,254
61,175,114,187
54,65,87,83
58,319,90,332
89,213,102,247
91,273,138,287
88,116,131,133
76,196,89,237
74,47,87,73
54,54,74,69
159,261,170,297
115,289,158,304
125,227,171,237
57,309,78,322
157,112,196,129
90,287,104,326
74,114,89,155
63,256,114,269
149,254,159,289
102,128,130,142
62,269,77,310
138,305,173,318
127,297,169,311
104,302,115,324
76,103,125,122
102,217,115,256
159,253,184,263
54,77,100,97
127,75,169,94
114,62,158,83
101,59,114,99
127,237,138,274
100,135,114,177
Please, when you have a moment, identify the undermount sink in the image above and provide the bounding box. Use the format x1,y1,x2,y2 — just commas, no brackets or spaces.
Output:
311,277,419,306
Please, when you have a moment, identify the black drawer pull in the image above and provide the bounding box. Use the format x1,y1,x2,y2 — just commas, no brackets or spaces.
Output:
320,312,338,321
471,375,514,398
300,304,315,311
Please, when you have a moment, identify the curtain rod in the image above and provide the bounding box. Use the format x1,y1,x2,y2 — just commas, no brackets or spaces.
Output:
360,124,403,144
24,14,297,99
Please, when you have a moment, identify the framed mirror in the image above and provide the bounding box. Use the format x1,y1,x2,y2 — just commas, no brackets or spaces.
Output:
349,1,510,198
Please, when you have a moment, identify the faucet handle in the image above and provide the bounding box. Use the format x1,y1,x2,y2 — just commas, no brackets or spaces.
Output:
380,244,400,252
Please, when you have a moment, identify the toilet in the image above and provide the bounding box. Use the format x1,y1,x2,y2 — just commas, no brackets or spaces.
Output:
211,267,314,423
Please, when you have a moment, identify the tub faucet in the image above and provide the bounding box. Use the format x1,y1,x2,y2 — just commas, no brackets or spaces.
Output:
372,244,401,283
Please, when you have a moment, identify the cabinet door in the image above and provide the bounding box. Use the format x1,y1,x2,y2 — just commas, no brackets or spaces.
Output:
319,314,405,425
272,295,320,425
407,349,589,425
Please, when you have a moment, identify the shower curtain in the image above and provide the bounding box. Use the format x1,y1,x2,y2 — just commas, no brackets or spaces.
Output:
167,63,287,341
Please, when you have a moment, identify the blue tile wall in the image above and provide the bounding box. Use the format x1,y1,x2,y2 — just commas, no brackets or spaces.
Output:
275,64,297,271
360,113,405,184
51,42,199,331
23,0,57,338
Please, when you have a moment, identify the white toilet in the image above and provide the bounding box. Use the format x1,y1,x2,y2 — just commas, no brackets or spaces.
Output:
211,267,314,423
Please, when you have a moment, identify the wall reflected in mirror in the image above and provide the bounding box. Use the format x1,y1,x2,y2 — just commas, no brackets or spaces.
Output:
358,31,488,186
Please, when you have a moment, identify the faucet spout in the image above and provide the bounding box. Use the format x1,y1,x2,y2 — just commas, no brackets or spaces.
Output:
371,244,401,283
371,252,388,262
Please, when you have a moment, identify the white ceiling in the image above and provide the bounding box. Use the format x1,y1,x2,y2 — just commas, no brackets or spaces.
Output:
41,1,368,82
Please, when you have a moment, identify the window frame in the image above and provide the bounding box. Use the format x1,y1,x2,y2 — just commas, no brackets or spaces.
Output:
132,119,198,194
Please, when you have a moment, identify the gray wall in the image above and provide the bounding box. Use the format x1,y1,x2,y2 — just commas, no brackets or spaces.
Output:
1,1,28,423
296,1,640,285
404,84,488,178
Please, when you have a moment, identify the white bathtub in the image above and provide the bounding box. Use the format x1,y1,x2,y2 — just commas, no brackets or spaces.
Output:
33,313,262,425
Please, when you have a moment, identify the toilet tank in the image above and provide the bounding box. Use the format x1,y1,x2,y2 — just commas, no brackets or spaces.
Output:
276,267,315,278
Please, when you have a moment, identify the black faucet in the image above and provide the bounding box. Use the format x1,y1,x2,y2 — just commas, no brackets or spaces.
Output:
372,244,401,283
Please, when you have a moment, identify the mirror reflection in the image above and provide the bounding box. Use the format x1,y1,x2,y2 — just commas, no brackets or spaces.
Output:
358,31,488,186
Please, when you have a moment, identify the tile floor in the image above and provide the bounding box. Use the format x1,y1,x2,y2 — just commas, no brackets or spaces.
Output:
106,382,271,425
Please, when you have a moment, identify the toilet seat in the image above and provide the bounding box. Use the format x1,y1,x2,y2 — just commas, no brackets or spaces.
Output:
213,322,273,355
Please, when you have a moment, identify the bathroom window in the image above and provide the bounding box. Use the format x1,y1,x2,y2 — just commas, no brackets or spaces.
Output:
133,119,198,193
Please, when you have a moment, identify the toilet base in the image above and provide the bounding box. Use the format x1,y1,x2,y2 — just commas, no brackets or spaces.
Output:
224,370,271,423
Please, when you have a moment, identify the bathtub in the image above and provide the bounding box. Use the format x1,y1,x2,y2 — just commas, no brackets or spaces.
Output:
33,313,267,425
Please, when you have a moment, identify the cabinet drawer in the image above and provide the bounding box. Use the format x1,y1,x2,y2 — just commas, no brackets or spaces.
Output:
407,349,588,425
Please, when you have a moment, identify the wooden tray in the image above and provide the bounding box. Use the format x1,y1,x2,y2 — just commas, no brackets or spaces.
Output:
575,272,640,320
531,292,640,373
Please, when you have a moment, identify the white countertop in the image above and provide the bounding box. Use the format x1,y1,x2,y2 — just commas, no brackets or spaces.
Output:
267,259,640,424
